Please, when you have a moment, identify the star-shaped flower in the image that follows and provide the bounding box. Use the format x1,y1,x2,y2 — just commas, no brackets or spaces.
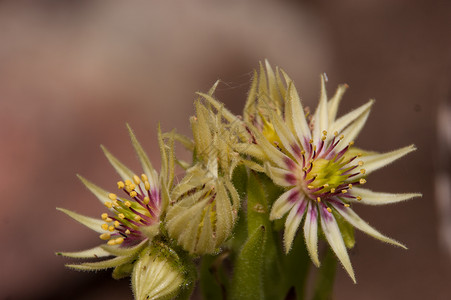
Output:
247,65,421,282
57,124,175,278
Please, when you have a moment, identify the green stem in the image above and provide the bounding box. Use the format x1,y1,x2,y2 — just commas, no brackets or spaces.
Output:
312,248,337,300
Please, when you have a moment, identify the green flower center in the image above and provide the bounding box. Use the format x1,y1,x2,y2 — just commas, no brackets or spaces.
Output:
306,158,349,193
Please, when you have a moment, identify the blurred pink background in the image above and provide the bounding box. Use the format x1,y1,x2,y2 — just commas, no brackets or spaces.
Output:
0,1,450,299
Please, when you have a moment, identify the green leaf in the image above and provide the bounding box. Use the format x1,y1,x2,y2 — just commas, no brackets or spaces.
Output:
332,209,355,249
230,226,267,300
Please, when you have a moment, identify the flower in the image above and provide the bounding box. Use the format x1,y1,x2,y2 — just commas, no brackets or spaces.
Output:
165,92,241,254
57,124,175,279
132,240,187,300
247,65,421,282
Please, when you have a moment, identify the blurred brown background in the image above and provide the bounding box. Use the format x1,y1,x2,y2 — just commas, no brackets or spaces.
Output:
0,0,450,299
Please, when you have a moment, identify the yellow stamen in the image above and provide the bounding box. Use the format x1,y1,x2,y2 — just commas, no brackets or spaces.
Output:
334,131,338,136
322,130,327,136
341,189,347,194
349,141,354,146
114,237,124,245
348,184,353,189
117,181,125,189
309,139,313,144
125,229,131,235
133,175,141,185
358,161,364,166
124,179,132,186
105,217,113,222
124,201,132,207
360,168,366,174
327,207,332,213
344,204,350,207
143,196,150,204
104,202,113,208
114,221,120,228
356,196,362,201
331,188,336,193
340,134,344,140
141,174,148,182
134,215,141,222
99,233,110,240
307,185,314,189
130,191,137,198
101,213,108,220
118,213,125,219
107,239,116,246
108,193,117,201
317,197,321,203
144,181,151,190
108,225,115,232
359,179,367,184
101,223,109,231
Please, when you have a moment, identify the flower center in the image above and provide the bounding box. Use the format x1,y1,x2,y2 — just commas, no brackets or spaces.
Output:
98,173,160,246
306,158,348,192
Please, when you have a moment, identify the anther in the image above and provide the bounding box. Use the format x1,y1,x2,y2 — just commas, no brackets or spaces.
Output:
141,174,148,182
143,196,150,204
130,191,137,198
321,136,326,141
301,150,306,155
317,197,321,203
307,185,314,189
108,225,115,232
327,207,332,213
124,180,132,186
357,153,363,157
104,202,113,208
101,213,108,220
144,181,151,191
107,239,116,246
358,161,364,166
309,139,313,144
124,201,132,207
344,204,350,207
99,233,110,240
134,215,141,222
323,183,329,188
117,181,125,189
108,193,117,200
349,141,354,146
133,175,141,185
359,179,367,184
360,169,366,174
118,213,125,219
125,229,131,235
105,217,113,222
356,196,362,201
331,188,336,193
101,223,109,231
334,131,338,136
340,135,344,140
341,189,347,194
322,130,327,136
348,184,353,189
114,237,124,245
114,221,120,228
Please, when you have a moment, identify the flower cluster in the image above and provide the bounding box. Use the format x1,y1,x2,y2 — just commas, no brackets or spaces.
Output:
58,61,420,298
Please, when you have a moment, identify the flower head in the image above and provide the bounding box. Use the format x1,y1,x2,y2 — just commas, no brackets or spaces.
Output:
247,64,421,282
165,91,241,254
57,124,175,278
132,239,188,300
